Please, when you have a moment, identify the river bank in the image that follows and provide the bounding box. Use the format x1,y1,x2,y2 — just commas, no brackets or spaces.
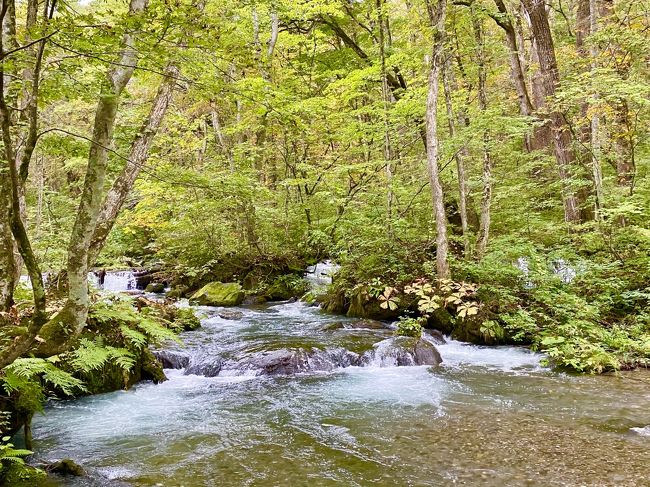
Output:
28,292,650,487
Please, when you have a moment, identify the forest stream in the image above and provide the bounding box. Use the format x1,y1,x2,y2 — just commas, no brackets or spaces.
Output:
26,270,650,487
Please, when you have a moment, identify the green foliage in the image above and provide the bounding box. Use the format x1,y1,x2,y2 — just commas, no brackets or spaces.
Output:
0,437,33,479
89,299,180,347
2,358,86,397
69,338,136,373
395,317,423,338
1,0,647,379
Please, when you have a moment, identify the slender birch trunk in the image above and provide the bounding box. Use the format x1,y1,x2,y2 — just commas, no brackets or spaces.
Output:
473,9,492,259
87,64,179,266
37,0,148,356
425,0,450,279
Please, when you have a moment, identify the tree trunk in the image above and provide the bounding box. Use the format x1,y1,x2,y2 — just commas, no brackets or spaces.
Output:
37,0,147,356
521,0,581,224
442,56,469,256
493,0,534,118
0,0,48,366
87,64,179,266
425,0,450,279
211,107,235,172
473,9,492,259
0,183,15,312
377,0,394,232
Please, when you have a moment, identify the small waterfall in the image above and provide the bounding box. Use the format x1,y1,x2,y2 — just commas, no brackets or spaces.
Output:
515,257,579,287
304,260,340,293
90,270,138,292
361,338,417,367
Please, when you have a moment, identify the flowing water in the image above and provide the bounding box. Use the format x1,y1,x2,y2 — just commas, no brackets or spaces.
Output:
32,280,650,486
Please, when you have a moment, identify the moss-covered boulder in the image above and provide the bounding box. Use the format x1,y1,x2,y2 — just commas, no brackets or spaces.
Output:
75,348,167,395
174,308,201,331
145,282,165,293
2,463,47,487
166,285,189,299
47,459,86,477
190,282,244,306
346,292,400,320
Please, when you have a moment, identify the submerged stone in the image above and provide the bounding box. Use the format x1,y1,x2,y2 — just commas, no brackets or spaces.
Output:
248,349,310,375
219,310,244,320
190,282,245,306
47,459,86,477
321,319,388,331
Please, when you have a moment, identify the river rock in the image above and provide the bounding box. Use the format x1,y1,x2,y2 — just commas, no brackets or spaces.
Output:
360,337,442,367
412,338,443,366
250,349,310,375
47,459,86,477
153,350,190,369
190,282,245,306
354,319,388,330
424,329,447,345
243,295,267,305
184,355,223,377
308,347,360,370
218,310,244,320
145,282,165,293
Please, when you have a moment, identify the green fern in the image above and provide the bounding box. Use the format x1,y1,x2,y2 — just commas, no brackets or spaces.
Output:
68,339,136,373
119,325,148,349
135,317,180,345
3,358,86,396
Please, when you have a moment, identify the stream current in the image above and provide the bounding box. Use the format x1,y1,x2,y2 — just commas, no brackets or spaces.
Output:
32,271,650,487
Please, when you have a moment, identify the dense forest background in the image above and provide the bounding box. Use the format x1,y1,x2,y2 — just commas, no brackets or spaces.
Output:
0,1,649,473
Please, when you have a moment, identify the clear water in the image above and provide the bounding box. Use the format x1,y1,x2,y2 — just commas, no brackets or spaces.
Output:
33,301,650,486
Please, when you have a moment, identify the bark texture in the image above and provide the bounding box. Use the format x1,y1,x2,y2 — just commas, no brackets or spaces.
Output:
425,0,450,279
521,0,581,224
38,0,148,355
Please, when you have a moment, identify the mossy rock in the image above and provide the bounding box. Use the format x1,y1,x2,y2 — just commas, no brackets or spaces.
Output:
264,275,309,301
243,295,267,305
145,282,165,293
2,463,47,487
451,312,507,345
321,291,346,314
167,285,189,299
73,348,167,395
424,307,455,334
190,282,244,306
175,308,201,331
47,459,86,477
141,348,168,384
346,292,400,320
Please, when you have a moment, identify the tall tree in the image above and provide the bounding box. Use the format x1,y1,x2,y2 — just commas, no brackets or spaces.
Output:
425,0,450,278
473,7,492,259
36,0,149,356
521,0,581,224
